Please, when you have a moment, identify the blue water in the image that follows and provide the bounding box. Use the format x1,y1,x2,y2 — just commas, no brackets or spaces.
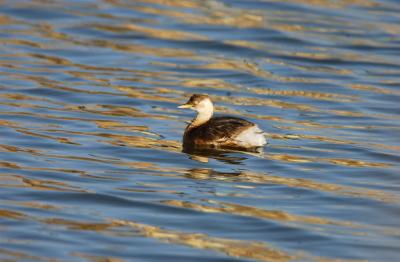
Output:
1,0,400,261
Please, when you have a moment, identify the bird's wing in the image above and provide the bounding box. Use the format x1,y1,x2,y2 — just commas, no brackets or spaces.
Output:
196,116,254,142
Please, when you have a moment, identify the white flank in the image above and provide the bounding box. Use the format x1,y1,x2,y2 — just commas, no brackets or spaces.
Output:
234,125,267,147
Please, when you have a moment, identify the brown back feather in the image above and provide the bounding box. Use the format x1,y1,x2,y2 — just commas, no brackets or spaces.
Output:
184,116,254,146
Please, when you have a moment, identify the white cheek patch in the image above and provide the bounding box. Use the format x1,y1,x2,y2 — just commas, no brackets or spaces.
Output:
197,99,213,112
195,102,207,113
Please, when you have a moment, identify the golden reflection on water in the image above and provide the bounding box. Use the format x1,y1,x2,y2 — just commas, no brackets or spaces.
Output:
2,210,293,261
267,153,391,168
1,0,400,260
1,207,370,261
136,0,202,9
180,77,355,102
101,133,181,152
19,129,80,145
0,248,46,262
112,159,399,204
71,253,123,262
18,201,58,211
162,199,354,227
0,203,293,262
277,0,377,8
0,172,88,193
113,219,294,262
45,218,114,231
133,3,264,29
2,46,396,129
0,209,26,220
270,133,371,149
116,87,181,104
115,23,207,41
201,59,324,84
349,83,400,96
0,83,396,202
86,39,195,58
182,168,398,203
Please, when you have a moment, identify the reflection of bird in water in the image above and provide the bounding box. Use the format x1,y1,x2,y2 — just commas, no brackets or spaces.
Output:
185,147,248,164
178,94,267,151
184,168,243,181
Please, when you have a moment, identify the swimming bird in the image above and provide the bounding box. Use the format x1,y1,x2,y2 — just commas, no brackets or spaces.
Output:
178,94,267,151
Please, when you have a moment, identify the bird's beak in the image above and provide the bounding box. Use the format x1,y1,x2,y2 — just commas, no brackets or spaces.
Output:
178,104,192,109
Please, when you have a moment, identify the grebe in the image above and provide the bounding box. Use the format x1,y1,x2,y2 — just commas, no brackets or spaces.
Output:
178,94,267,150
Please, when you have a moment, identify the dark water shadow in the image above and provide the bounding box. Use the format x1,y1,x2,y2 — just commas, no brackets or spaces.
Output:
182,146,263,165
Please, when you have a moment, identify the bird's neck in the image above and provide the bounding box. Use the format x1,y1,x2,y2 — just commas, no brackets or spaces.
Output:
188,110,213,129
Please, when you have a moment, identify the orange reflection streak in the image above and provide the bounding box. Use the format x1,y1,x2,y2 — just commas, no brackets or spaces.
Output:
112,219,294,262
268,153,392,168
273,0,378,8
0,162,88,193
17,129,80,145
184,168,399,203
99,23,208,41
132,4,264,29
201,59,324,84
162,199,355,227
0,248,46,262
71,252,124,262
0,209,26,219
99,133,182,152
114,161,400,204
349,83,400,96
0,205,389,261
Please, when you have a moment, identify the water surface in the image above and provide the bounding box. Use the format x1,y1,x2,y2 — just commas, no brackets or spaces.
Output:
1,0,400,261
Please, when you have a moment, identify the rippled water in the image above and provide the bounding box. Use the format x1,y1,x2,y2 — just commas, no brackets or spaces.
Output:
1,0,400,261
